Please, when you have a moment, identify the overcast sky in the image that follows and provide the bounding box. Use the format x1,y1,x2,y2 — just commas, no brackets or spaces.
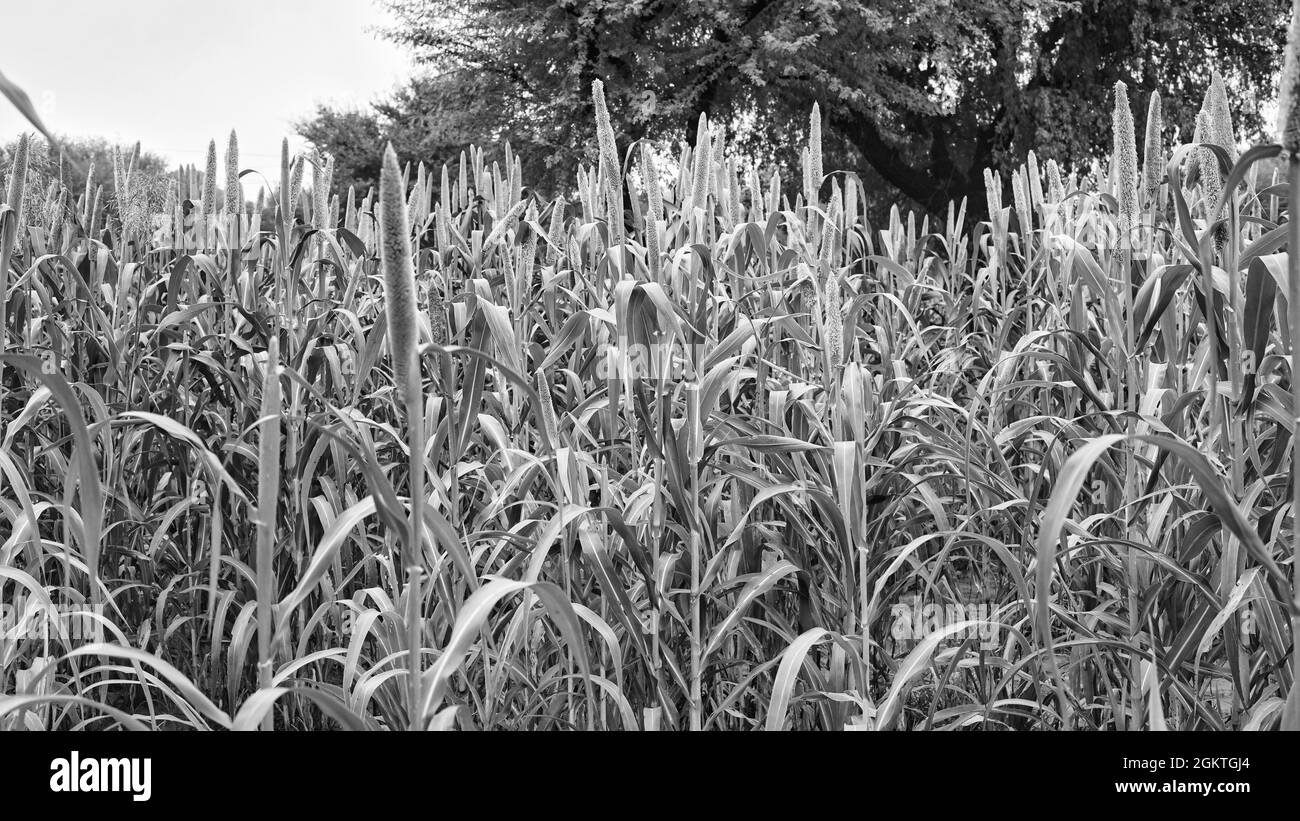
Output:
0,0,412,180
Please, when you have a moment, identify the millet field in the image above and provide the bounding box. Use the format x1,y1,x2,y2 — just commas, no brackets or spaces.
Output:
4,23,1300,731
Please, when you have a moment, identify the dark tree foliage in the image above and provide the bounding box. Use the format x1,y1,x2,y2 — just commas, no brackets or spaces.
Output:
296,107,387,199
299,0,1290,216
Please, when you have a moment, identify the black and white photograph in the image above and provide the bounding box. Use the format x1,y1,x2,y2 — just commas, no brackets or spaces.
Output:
0,0,1297,795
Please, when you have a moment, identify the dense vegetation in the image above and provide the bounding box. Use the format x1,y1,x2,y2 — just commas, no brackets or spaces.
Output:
300,0,1291,214
2,46,1300,729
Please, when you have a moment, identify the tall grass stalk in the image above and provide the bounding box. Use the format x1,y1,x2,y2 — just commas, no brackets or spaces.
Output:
379,142,426,730
1280,0,1300,727
255,335,281,730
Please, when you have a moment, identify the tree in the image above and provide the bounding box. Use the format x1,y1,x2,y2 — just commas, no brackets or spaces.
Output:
297,72,527,199
296,106,387,199
300,0,1291,215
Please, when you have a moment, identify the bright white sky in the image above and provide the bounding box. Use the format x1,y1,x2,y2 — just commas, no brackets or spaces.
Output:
0,0,412,186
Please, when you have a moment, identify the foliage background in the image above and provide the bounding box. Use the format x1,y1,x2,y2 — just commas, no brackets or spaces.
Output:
297,0,1291,218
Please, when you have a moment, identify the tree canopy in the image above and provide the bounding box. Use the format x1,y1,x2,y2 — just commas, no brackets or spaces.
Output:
299,0,1291,215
